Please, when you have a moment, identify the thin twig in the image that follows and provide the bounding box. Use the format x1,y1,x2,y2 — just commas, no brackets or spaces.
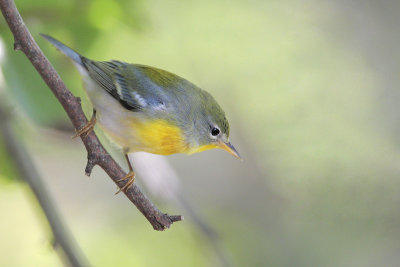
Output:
0,100,89,267
0,0,182,230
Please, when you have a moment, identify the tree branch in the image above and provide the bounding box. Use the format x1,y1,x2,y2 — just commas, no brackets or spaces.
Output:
0,99,90,267
0,0,183,230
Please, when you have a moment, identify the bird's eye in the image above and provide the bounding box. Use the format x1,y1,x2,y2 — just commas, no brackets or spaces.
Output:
211,127,220,136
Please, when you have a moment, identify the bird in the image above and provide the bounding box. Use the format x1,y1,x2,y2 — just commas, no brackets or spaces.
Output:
41,34,240,193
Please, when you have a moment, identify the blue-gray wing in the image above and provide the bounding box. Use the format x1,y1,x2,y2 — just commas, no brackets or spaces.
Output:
82,59,166,111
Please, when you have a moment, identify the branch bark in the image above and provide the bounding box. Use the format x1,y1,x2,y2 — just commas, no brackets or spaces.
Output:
0,0,182,230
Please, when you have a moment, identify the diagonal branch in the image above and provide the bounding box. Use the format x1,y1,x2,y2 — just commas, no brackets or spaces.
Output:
0,99,89,267
0,0,183,230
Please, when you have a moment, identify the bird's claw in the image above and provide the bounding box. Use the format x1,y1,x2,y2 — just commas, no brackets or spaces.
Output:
72,111,96,138
115,171,136,194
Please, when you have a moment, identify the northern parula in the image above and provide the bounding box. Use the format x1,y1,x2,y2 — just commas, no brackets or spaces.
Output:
41,34,240,192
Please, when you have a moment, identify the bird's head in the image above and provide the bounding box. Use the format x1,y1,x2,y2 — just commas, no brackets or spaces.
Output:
186,91,241,160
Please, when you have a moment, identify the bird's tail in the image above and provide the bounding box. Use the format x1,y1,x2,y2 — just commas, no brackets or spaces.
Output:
40,33,83,66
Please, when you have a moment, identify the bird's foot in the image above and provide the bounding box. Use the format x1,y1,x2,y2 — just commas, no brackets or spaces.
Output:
115,171,136,194
73,111,96,138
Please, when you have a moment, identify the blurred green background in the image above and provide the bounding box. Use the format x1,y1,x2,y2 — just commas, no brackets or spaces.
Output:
1,0,400,266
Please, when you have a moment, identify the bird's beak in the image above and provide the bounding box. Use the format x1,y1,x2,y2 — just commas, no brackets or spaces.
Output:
219,141,242,160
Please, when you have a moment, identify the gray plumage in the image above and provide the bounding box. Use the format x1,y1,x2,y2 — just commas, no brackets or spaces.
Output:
41,34,233,154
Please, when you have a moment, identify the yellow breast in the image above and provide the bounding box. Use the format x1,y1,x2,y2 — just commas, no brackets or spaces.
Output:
135,119,189,155
135,120,220,155
100,113,219,156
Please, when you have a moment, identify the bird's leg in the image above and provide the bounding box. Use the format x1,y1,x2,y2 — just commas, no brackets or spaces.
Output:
73,109,97,138
115,154,136,194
